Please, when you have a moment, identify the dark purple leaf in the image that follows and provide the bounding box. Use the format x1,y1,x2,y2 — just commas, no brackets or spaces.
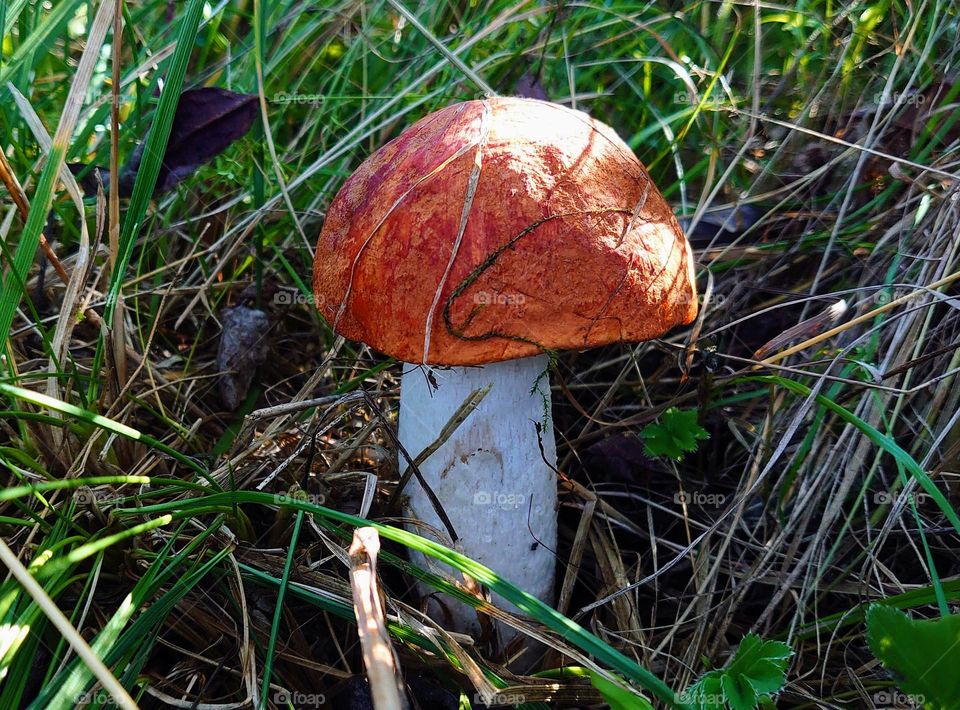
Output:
515,73,549,101
67,163,110,195
217,304,270,411
681,204,763,245
120,87,258,196
581,433,659,485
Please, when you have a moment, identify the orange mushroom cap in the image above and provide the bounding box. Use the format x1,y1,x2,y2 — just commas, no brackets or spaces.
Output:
313,97,698,366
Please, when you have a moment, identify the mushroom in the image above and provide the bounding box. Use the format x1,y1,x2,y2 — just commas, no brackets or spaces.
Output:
313,97,698,637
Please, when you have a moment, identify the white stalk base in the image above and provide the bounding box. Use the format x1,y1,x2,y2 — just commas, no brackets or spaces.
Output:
398,355,558,637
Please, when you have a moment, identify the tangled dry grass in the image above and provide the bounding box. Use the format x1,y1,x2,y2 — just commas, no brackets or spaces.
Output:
3,1,960,708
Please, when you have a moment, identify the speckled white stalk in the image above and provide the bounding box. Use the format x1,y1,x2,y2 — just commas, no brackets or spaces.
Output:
398,355,557,636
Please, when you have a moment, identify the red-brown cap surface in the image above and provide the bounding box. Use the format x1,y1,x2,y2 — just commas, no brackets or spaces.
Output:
313,97,698,366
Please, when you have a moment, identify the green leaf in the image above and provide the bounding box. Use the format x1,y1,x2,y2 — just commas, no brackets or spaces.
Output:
721,673,756,710
866,604,960,709
639,408,710,461
681,673,723,710
682,633,792,710
742,659,791,695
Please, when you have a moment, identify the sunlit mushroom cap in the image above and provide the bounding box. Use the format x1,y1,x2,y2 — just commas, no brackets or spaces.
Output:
313,97,698,365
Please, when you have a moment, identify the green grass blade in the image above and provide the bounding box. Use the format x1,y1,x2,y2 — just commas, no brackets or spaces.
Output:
259,510,304,709
0,383,214,484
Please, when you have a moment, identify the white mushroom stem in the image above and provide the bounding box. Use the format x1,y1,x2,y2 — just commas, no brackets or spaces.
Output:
398,354,558,635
